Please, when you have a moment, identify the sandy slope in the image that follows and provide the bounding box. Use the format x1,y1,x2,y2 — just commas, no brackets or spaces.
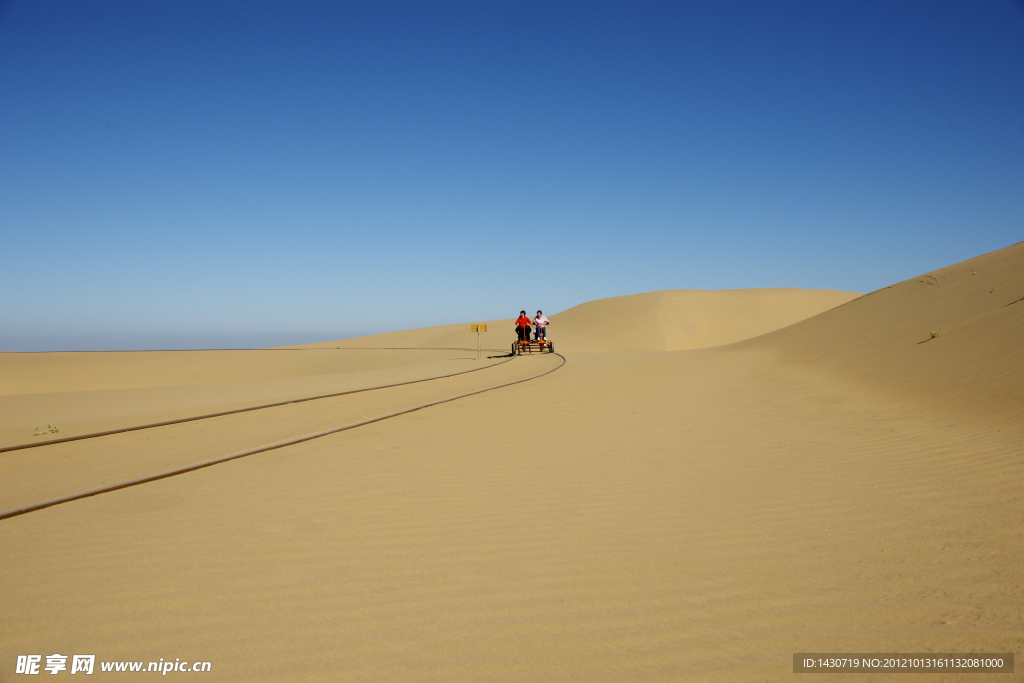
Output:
294,287,860,353
547,287,860,351
745,240,1024,427
1,248,1021,682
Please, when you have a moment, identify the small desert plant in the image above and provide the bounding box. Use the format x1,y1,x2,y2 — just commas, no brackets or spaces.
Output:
33,425,59,436
930,331,938,338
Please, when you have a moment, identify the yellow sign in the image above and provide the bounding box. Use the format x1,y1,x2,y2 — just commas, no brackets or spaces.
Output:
471,324,487,359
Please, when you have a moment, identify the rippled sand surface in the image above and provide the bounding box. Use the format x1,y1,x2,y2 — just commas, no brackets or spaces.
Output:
2,244,1021,681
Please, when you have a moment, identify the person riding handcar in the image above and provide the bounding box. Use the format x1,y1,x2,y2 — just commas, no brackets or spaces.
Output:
533,310,549,341
515,310,532,342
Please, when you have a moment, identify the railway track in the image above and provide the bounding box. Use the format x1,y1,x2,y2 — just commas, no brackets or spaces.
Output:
0,351,517,454
0,352,565,521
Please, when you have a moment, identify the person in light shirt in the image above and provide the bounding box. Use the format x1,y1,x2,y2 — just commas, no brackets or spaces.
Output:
533,310,549,341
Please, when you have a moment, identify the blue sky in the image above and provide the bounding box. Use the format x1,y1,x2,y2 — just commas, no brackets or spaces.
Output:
1,1,1022,350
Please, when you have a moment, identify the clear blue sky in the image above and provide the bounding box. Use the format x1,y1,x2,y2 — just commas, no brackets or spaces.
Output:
1,1,1022,350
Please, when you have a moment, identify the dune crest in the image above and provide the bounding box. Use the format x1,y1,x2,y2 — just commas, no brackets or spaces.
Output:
549,288,860,351
744,240,1024,425
302,288,860,352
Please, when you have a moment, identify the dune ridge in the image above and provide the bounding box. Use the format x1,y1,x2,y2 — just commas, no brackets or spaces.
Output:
548,287,860,351
297,287,860,353
742,240,1024,426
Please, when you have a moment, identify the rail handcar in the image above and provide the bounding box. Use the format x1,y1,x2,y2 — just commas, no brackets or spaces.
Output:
512,339,554,355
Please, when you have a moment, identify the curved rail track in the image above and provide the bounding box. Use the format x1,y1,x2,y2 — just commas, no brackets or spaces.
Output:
0,351,515,455
0,352,566,521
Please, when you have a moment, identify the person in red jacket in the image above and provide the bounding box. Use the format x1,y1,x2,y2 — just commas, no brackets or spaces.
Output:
515,310,532,342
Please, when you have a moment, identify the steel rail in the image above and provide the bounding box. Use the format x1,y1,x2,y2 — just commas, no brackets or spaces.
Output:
0,353,565,521
1,353,515,454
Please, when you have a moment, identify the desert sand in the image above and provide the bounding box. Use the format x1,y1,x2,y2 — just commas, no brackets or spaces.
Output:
1,245,1021,681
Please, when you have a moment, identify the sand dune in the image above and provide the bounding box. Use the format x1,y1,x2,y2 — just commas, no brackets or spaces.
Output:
297,287,860,353
547,287,859,351
1,245,1021,681
743,241,1024,426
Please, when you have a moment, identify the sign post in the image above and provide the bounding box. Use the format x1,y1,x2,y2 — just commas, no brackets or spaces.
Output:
470,324,487,359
